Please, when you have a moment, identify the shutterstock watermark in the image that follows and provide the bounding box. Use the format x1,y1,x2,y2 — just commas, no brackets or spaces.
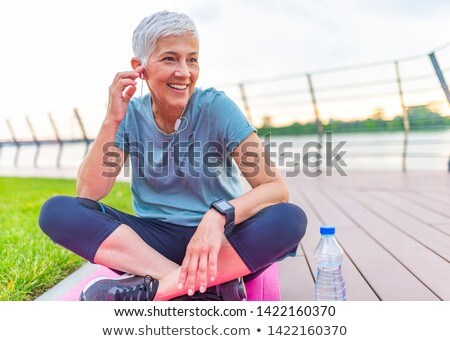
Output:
101,132,347,179
270,132,347,177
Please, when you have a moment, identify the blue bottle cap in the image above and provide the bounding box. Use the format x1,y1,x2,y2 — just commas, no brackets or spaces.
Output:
320,226,335,235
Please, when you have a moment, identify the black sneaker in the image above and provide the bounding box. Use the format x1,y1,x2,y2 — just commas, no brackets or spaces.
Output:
80,274,159,301
171,277,247,301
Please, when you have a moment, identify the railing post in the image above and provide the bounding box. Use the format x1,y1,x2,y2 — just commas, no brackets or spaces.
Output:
238,83,253,125
395,61,410,173
306,73,324,168
6,119,20,167
48,112,63,168
26,116,41,167
429,52,450,105
73,108,90,156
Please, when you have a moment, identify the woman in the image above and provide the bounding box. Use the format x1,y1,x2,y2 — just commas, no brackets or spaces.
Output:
39,11,307,301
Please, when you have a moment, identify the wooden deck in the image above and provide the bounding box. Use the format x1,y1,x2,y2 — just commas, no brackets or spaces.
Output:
273,171,450,301
33,169,449,301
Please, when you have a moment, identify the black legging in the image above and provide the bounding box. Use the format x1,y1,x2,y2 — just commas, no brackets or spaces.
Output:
39,196,307,280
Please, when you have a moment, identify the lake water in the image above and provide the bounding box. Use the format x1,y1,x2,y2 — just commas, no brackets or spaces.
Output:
269,130,450,172
0,130,449,178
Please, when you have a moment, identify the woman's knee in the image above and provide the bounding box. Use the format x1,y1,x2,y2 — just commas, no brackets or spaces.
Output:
39,195,78,240
270,202,308,244
39,195,118,262
229,203,308,273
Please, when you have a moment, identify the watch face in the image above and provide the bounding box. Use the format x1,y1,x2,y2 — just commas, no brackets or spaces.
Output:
216,200,233,211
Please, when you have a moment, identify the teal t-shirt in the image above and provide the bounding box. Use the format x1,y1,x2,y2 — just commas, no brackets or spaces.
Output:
114,87,256,227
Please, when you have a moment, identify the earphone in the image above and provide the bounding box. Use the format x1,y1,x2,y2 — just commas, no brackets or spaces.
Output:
174,118,182,131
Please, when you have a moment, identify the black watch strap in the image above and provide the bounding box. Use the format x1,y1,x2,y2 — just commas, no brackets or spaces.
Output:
210,199,235,228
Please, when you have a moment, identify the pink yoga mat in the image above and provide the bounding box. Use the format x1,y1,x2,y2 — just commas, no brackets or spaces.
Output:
58,263,280,301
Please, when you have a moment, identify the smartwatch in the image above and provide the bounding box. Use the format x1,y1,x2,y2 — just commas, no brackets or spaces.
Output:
210,199,235,228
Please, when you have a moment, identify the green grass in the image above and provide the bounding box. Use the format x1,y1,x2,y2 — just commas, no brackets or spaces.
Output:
0,177,133,301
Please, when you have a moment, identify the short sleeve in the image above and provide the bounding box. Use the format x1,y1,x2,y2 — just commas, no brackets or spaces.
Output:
209,91,257,152
113,114,130,154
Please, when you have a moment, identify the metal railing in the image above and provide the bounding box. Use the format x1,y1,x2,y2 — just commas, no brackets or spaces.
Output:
217,43,450,172
1,43,449,171
0,110,93,168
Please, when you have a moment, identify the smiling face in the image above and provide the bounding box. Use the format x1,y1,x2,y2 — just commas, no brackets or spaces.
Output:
144,35,199,115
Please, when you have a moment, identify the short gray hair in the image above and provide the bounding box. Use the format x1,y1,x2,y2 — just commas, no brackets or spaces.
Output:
132,11,199,65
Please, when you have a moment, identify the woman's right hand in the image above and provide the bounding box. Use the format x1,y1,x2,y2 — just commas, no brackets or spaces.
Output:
105,65,145,125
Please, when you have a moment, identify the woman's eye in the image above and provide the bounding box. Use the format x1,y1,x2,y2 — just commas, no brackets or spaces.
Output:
163,57,175,61
189,58,198,63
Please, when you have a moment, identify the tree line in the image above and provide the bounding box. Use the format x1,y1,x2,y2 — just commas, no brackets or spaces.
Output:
257,105,450,136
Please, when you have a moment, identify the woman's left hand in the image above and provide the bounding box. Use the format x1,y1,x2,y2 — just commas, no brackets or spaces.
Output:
178,209,226,296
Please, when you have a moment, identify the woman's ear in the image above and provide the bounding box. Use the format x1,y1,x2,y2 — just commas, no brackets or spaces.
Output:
130,57,144,79
130,57,140,69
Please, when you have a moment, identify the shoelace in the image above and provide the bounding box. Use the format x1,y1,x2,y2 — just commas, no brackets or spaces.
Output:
114,275,159,301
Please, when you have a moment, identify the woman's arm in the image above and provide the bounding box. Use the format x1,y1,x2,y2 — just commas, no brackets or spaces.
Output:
76,67,143,200
76,119,127,200
228,131,289,223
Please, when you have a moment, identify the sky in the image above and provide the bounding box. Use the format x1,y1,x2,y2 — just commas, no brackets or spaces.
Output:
0,0,449,136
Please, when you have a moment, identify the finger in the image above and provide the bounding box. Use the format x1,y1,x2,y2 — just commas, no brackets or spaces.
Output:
111,71,140,86
178,254,190,290
186,255,199,296
208,246,220,282
110,79,137,94
123,85,137,102
197,253,208,293
134,65,145,79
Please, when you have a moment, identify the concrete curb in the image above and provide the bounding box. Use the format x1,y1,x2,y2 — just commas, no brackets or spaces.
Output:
35,263,99,301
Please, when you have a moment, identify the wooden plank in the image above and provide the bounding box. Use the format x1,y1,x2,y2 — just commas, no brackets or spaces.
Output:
325,172,449,195
300,182,439,300
432,223,450,232
369,191,449,225
328,187,450,300
288,179,379,301
396,191,450,219
362,192,450,260
298,184,358,229
336,228,438,300
278,255,315,300
420,192,450,206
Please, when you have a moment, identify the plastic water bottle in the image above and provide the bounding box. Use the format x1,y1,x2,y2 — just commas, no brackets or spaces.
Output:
314,226,347,301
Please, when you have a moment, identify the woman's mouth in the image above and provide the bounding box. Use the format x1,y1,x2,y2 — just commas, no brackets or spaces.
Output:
168,83,189,90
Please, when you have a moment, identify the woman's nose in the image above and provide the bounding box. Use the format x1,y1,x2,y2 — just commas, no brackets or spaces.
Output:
174,63,190,78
